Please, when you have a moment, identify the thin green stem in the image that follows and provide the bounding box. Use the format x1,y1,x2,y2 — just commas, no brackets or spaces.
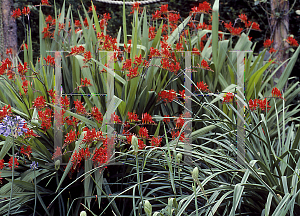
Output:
8,135,15,216
34,169,37,216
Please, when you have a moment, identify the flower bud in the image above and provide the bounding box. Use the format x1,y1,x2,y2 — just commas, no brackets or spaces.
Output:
192,167,199,181
176,153,182,163
144,200,152,216
296,10,300,15
131,135,139,153
55,159,60,171
80,211,87,216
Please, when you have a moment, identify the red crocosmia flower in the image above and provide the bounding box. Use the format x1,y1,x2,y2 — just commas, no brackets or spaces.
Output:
82,127,103,144
74,99,87,114
176,42,184,51
81,78,92,86
22,7,30,16
32,96,46,109
169,13,180,23
224,22,233,31
158,90,177,103
74,20,81,27
122,58,132,70
18,62,28,77
138,139,146,150
92,146,107,166
160,4,168,13
239,14,247,23
230,27,243,36
111,112,122,124
21,43,28,50
251,22,261,31
223,92,234,103
151,137,162,147
64,129,78,148
12,8,21,19
0,105,12,121
196,81,209,92
127,67,139,80
83,51,92,63
248,36,252,41
163,115,170,123
271,87,283,99
179,90,186,99
42,24,51,39
88,5,96,13
91,107,103,123
258,98,271,111
249,99,258,111
6,48,12,55
20,145,32,159
142,113,155,124
192,47,201,55
191,1,211,14
41,0,50,5
64,116,79,127
286,36,299,47
22,80,28,94
149,47,160,59
171,130,187,142
24,129,38,139
103,13,111,20
201,59,210,69
0,159,4,169
44,55,55,66
45,15,52,23
175,117,185,129
38,108,52,130
128,111,139,122
263,39,273,48
134,54,143,65
269,47,276,54
139,127,149,138
130,2,140,14
8,157,19,170
152,10,161,20
83,18,89,27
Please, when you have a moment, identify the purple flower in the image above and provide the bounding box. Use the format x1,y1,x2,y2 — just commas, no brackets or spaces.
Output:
0,115,27,137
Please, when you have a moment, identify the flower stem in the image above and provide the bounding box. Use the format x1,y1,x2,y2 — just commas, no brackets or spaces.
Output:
33,169,37,216
8,136,14,216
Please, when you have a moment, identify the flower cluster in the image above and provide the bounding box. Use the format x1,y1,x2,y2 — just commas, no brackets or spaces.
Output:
0,115,28,137
20,145,32,159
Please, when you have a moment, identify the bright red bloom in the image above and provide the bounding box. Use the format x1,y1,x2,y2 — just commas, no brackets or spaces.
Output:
239,14,247,23
12,8,21,19
82,127,103,144
41,0,50,5
133,54,143,66
271,87,283,99
44,55,55,66
69,45,85,56
8,157,19,169
0,159,4,169
74,99,87,114
138,139,146,150
171,130,186,142
64,116,79,127
127,67,139,79
81,78,92,86
158,90,177,103
128,112,139,122
251,22,261,31
224,22,233,31
249,99,258,111
151,137,162,147
142,113,155,124
21,43,28,50
91,107,103,123
111,112,122,124
83,51,92,63
22,7,30,16
149,47,160,59
269,47,276,54
24,129,38,139
201,59,210,69
160,4,168,13
179,90,186,99
64,129,78,147
191,1,211,14
38,108,52,130
20,145,32,159
32,96,46,109
169,13,180,23
175,117,185,128
258,98,271,111
88,5,96,13
286,36,299,47
139,127,149,138
122,58,132,70
263,39,273,48
192,47,201,55
196,81,209,92
18,62,28,77
83,18,89,27
130,2,140,14
103,13,111,20
230,27,243,36
0,105,11,121
152,10,161,20
92,146,107,166
176,42,184,51
223,92,234,103
149,26,156,40
42,24,51,39
45,15,52,23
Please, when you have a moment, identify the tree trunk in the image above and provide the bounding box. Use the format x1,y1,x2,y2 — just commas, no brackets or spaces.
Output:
1,0,18,59
270,0,289,84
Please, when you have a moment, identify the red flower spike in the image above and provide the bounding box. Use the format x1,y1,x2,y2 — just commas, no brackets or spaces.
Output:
81,78,92,86
111,112,122,124
269,48,276,54
263,39,273,48
12,8,21,19
32,96,46,109
64,129,78,148
196,81,209,92
8,157,19,170
130,2,140,14
223,93,234,103
286,36,299,47
128,112,139,122
152,10,161,20
251,22,261,31
92,146,107,166
239,14,247,23
138,139,146,150
142,113,155,124
139,127,149,138
191,1,211,14
175,117,185,129
160,4,168,13
91,107,103,123
163,115,170,123
41,0,50,5
192,47,201,56
201,59,210,69
271,87,283,99
20,145,32,159
74,99,87,115
44,55,55,66
151,137,162,147
83,51,92,63
88,5,96,13
41,24,51,39
258,98,271,111
249,99,258,111
0,159,4,169
22,7,30,16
